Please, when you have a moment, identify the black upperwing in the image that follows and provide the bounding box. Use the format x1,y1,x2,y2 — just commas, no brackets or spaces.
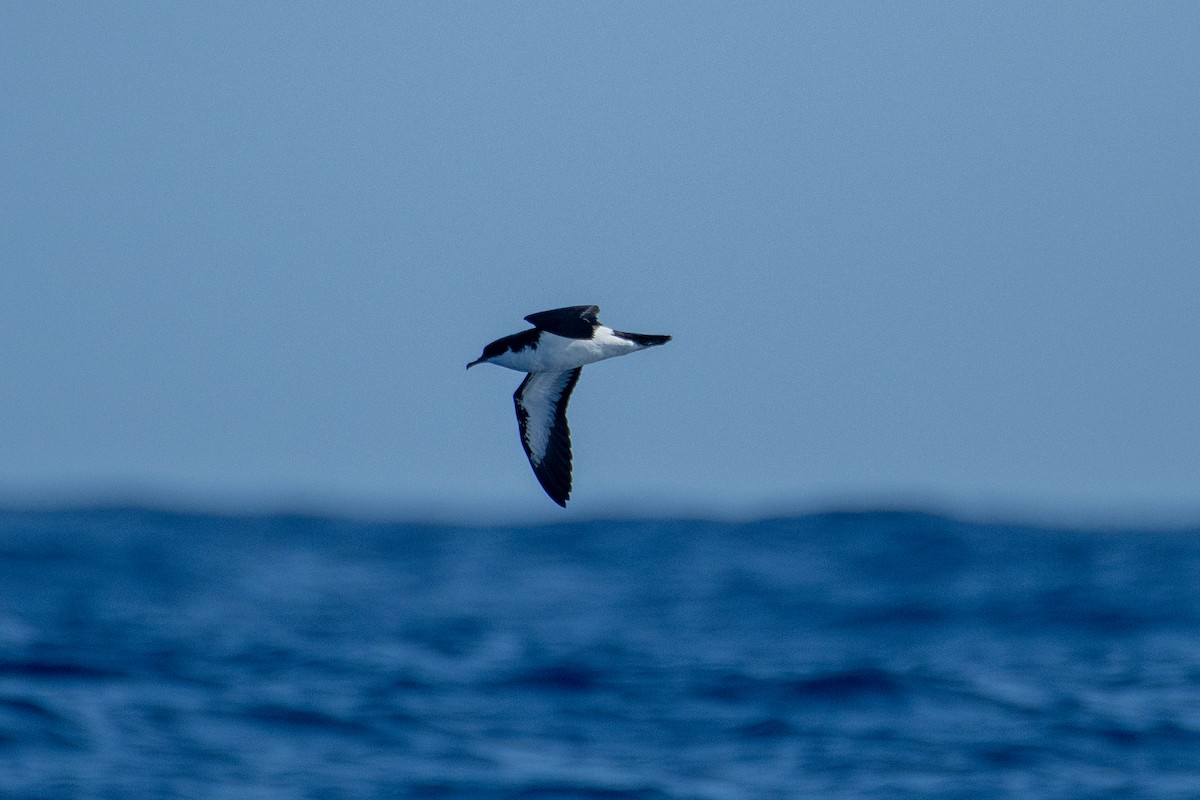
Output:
513,368,583,507
523,305,601,340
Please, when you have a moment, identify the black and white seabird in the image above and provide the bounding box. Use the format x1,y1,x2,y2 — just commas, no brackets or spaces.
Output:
467,305,671,507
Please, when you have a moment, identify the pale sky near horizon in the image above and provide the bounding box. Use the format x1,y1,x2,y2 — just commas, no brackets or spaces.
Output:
2,3,1198,523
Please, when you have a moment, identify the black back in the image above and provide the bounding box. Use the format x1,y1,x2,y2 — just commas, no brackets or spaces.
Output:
523,305,600,340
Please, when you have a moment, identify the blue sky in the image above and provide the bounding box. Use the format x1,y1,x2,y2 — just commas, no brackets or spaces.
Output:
2,3,1197,522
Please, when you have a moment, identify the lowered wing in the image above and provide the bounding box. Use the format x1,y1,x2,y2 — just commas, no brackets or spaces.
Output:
513,368,582,506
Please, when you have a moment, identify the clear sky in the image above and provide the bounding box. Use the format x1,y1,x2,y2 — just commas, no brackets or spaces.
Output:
2,3,1197,522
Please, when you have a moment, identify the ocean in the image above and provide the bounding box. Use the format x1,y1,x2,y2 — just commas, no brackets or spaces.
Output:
1,508,1198,799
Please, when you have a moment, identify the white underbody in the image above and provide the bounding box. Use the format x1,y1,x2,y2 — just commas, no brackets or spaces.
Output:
490,327,646,373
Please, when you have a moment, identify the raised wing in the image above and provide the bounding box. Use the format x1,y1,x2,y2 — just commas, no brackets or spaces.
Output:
513,368,582,506
523,305,600,339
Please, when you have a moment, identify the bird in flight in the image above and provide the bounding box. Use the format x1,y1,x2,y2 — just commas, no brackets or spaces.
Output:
468,305,671,506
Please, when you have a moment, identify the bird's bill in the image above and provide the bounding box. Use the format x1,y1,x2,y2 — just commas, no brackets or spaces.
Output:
466,358,485,369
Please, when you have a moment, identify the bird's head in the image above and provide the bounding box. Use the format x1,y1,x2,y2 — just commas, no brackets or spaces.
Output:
466,340,506,370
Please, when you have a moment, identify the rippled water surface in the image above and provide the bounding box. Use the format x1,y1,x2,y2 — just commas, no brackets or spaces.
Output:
1,509,1199,798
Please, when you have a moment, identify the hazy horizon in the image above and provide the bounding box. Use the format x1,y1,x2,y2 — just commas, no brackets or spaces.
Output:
3,3,1198,524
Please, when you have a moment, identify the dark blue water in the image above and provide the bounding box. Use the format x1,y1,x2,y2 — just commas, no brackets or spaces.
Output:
2,509,1199,798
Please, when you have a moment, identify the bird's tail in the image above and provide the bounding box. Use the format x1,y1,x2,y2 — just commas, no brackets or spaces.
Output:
614,331,672,348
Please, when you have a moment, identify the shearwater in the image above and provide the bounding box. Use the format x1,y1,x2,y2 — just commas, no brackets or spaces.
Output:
467,305,671,506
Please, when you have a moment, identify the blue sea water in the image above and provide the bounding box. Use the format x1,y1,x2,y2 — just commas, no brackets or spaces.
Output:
1,509,1199,799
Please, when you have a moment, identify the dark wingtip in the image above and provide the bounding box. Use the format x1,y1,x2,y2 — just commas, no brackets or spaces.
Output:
538,476,570,507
